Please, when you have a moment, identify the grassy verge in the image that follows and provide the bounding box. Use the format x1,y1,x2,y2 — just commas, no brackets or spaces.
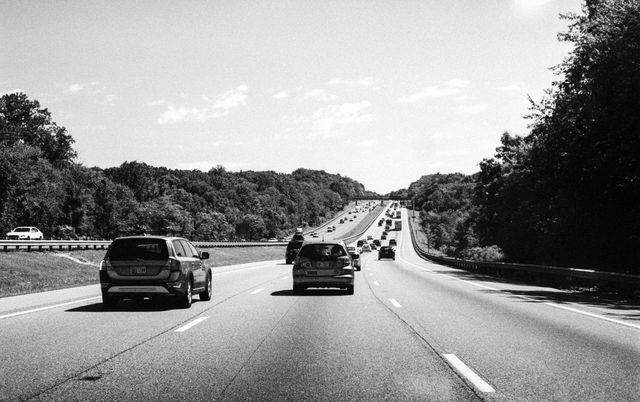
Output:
0,246,285,298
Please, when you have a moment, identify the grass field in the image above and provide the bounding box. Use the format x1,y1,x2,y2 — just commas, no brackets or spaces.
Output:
0,246,285,298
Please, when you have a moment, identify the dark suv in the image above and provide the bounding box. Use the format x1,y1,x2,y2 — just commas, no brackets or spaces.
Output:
99,236,212,309
378,246,395,260
286,240,304,264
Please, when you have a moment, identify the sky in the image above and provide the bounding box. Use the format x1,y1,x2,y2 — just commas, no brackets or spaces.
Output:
1,0,584,194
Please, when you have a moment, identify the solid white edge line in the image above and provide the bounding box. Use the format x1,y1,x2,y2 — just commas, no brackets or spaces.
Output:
250,287,265,295
543,302,640,330
443,354,495,393
389,298,402,308
0,296,101,320
399,255,640,330
175,316,209,332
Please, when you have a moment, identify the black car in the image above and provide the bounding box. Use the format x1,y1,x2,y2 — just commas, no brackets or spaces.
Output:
286,240,304,264
378,246,395,260
99,236,212,309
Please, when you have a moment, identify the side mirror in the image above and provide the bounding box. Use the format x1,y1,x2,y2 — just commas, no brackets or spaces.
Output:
351,254,360,260
200,251,210,260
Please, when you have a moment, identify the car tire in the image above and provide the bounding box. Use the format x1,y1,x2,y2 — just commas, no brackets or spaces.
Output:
200,272,212,301
179,278,193,308
102,294,118,309
286,259,292,264
293,284,303,293
346,285,354,295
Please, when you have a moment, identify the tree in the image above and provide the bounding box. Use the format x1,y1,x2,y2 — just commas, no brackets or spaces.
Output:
0,93,76,165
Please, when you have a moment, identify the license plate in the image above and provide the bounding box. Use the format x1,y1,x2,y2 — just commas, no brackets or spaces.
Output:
132,266,146,275
316,262,330,268
306,270,317,276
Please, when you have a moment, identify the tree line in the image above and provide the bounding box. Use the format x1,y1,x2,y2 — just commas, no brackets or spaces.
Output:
0,93,375,241
397,1,639,275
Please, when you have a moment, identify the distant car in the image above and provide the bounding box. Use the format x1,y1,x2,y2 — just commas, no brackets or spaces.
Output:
373,239,381,247
339,219,344,224
361,243,371,252
357,239,366,247
292,241,354,294
311,232,319,238
367,235,373,240
381,234,387,240
99,236,211,309
389,239,397,247
370,242,377,250
6,226,43,240
378,246,395,260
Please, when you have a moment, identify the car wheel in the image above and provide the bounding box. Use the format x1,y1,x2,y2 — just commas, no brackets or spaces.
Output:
200,272,212,301
102,294,118,309
293,284,303,293
179,278,193,308
346,285,354,295
286,259,292,264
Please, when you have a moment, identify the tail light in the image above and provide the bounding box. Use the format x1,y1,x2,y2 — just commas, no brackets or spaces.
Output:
167,258,181,272
99,260,113,271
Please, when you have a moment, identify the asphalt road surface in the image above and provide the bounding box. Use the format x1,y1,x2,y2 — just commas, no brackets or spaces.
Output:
1,208,638,401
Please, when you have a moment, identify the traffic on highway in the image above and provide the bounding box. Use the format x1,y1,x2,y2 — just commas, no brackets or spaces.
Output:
0,204,638,401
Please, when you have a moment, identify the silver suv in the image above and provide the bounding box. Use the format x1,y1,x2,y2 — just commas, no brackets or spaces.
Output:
100,236,212,309
292,241,354,294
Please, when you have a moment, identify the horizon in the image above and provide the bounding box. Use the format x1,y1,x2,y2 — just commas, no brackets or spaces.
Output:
2,0,583,193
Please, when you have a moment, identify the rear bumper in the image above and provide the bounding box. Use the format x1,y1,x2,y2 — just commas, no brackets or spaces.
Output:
100,271,188,298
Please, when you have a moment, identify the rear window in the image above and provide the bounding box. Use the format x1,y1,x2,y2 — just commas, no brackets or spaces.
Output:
298,244,346,259
14,228,30,232
108,238,168,261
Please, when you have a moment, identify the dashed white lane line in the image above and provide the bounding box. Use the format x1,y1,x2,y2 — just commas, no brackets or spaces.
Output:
250,287,265,295
175,317,208,332
373,281,380,287
443,354,495,393
0,297,101,320
389,298,402,308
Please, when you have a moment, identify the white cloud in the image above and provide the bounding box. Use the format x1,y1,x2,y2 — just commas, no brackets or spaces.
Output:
272,91,289,99
158,85,248,124
328,77,373,88
499,83,528,92
398,79,470,103
460,103,489,114
65,84,84,93
304,89,325,98
310,101,373,136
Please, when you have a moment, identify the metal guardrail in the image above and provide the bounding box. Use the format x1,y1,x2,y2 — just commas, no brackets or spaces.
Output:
407,215,640,288
0,240,112,252
0,239,289,252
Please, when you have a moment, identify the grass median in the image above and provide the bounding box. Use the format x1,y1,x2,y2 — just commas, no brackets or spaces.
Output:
0,246,285,298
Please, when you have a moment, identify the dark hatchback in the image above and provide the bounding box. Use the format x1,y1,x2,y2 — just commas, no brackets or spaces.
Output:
99,236,212,309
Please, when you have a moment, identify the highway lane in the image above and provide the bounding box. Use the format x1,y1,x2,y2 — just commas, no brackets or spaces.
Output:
360,209,640,401
1,205,638,401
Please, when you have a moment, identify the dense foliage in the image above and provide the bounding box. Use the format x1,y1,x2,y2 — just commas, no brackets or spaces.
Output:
0,94,373,240
475,0,639,274
405,1,639,274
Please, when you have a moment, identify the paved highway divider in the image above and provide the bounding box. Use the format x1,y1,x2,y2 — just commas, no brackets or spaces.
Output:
406,215,640,292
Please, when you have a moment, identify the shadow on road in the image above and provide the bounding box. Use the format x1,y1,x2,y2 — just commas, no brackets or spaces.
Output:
482,288,640,321
66,298,204,313
271,289,351,297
